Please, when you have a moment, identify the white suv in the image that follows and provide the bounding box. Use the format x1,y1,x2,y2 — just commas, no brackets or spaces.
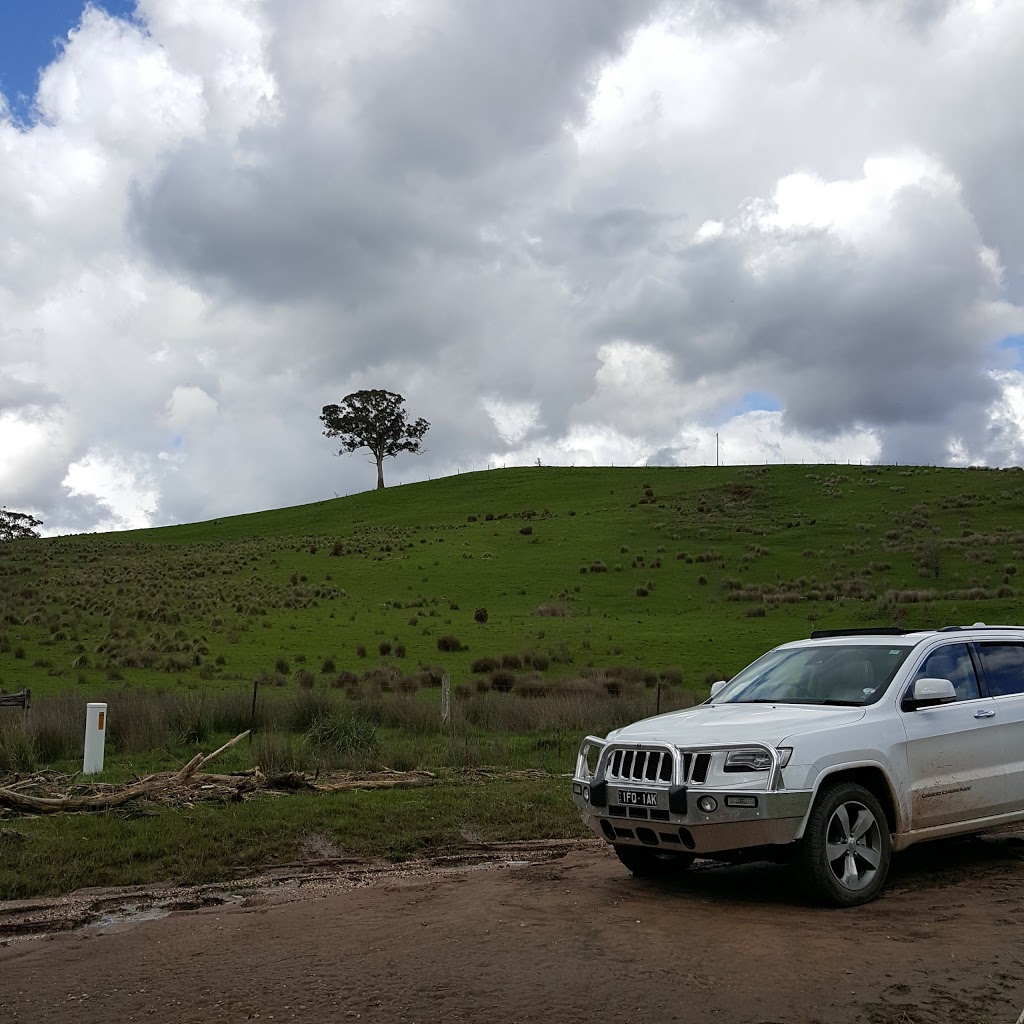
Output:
572,625,1024,905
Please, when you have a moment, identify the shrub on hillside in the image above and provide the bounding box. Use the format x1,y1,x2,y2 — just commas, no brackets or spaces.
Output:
275,656,290,674
394,643,406,658
330,670,359,688
0,724,37,773
548,641,573,664
515,678,547,698
293,668,316,688
251,732,313,774
500,652,523,670
286,689,338,733
474,607,488,624
307,710,378,755
356,644,367,658
472,656,500,673
437,635,462,652
490,671,515,693
379,640,393,656
173,697,213,746
321,657,336,674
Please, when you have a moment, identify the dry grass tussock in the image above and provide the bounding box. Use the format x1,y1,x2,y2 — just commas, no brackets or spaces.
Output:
0,674,692,774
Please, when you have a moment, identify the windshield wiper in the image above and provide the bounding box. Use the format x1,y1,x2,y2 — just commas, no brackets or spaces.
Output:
727,698,801,704
804,699,863,707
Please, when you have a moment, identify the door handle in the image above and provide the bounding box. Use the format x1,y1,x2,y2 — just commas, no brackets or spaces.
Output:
974,708,996,719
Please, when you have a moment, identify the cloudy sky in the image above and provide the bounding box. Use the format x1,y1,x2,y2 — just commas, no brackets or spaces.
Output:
2,0,1024,534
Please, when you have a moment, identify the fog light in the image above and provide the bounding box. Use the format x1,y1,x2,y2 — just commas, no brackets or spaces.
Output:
725,795,758,809
697,795,718,813
583,786,590,802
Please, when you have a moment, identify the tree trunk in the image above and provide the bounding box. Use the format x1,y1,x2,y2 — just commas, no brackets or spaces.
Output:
376,456,385,489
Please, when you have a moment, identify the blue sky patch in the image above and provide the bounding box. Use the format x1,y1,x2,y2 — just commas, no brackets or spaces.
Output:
0,1,137,122
997,334,1024,368
735,391,782,415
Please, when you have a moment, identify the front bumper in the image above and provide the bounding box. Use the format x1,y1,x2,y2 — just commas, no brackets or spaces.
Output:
573,737,812,855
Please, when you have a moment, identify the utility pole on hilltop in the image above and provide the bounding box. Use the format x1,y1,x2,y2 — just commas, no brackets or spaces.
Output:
716,432,720,467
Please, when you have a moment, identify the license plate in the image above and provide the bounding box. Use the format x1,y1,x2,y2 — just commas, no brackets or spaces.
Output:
618,789,659,807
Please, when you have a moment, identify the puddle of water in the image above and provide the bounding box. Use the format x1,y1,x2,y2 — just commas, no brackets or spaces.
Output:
87,904,171,931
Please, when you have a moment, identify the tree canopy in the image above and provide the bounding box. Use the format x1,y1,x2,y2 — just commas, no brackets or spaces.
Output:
320,390,430,490
0,508,43,542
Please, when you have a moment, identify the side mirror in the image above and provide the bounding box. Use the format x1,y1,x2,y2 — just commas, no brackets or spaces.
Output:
710,680,728,698
903,677,956,711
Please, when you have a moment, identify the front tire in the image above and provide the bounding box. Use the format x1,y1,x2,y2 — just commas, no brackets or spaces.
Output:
613,845,694,879
797,781,891,906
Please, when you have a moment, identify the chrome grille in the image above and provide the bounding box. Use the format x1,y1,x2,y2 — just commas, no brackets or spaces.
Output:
690,753,711,784
607,747,674,783
603,748,713,785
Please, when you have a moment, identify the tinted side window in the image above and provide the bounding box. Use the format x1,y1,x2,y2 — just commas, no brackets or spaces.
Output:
913,643,981,701
976,643,1024,697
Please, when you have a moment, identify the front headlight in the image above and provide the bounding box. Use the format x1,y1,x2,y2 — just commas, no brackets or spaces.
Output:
724,747,792,771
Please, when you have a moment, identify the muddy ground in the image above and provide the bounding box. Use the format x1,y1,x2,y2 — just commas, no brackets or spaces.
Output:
1,835,1022,1024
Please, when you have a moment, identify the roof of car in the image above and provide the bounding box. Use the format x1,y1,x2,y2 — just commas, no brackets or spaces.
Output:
798,625,1023,646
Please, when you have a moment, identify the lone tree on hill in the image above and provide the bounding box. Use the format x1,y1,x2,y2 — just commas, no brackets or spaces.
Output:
320,390,430,490
0,508,43,541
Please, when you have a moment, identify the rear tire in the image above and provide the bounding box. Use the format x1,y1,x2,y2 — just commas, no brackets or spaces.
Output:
613,845,694,879
797,781,891,906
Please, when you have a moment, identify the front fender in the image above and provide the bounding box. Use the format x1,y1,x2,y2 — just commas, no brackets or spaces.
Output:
789,758,907,839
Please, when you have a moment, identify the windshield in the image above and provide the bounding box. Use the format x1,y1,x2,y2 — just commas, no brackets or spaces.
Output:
713,644,913,706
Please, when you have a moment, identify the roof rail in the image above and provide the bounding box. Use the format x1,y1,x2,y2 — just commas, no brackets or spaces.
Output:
809,628,910,639
937,623,1014,632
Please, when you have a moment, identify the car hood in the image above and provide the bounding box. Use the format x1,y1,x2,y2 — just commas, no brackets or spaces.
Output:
606,702,867,748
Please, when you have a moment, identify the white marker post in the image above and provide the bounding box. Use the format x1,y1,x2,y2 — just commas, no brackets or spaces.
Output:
84,702,108,775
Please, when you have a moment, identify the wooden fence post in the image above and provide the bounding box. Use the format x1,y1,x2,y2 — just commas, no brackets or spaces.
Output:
441,674,451,724
249,677,259,743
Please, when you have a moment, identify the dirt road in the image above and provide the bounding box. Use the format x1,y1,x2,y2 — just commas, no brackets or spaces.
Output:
2,835,1023,1024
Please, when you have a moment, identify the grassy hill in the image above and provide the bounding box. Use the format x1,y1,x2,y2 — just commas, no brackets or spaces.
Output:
4,462,1024,898
3,463,1024,701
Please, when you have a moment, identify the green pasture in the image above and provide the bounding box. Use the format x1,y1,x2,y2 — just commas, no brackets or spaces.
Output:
2,464,1023,702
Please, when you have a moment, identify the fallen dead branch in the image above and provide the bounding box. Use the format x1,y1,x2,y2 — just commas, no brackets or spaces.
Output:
0,742,561,818
267,770,437,794
0,731,253,816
